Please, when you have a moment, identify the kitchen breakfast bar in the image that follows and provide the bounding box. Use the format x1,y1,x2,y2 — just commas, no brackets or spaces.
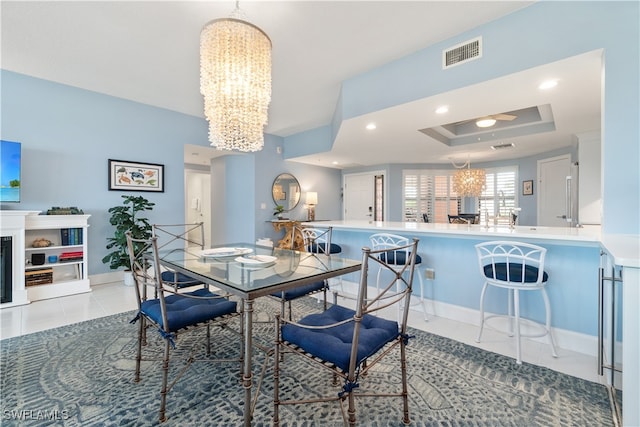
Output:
302,220,639,426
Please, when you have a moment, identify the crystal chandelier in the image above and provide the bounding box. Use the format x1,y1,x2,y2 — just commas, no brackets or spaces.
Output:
200,3,271,152
452,160,486,197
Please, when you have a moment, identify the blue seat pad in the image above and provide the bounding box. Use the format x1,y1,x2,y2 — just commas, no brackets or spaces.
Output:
141,288,237,332
270,281,325,301
483,262,548,283
307,243,342,254
281,305,399,372
378,250,422,265
160,271,202,287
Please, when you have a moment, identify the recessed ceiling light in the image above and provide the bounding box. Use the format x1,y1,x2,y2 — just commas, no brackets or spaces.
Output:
435,106,449,114
539,80,558,90
366,123,377,130
332,161,339,165
476,118,497,128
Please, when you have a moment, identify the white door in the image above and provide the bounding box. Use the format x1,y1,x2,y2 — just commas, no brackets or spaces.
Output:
344,172,382,220
185,170,211,248
537,154,571,226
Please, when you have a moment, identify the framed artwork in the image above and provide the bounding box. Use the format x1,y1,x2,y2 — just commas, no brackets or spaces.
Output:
108,159,164,192
522,179,534,196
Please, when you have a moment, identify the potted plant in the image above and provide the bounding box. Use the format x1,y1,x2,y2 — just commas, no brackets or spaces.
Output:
102,195,155,285
273,204,285,220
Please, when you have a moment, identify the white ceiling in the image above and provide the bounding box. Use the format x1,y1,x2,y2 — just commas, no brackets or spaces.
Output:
1,1,601,168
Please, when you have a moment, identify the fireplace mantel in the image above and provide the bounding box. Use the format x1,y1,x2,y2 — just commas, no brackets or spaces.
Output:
1,210,40,308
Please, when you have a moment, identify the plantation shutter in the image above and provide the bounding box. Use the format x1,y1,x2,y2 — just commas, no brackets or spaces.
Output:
403,166,517,224
403,173,419,221
479,167,517,225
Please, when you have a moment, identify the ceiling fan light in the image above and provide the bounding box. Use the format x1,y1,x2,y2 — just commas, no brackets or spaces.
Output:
476,118,496,128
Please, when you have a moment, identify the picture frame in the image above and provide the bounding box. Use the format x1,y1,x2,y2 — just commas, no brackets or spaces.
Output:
108,159,164,192
522,179,534,196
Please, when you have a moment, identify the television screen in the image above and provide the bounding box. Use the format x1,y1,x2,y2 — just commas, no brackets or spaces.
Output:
0,140,21,203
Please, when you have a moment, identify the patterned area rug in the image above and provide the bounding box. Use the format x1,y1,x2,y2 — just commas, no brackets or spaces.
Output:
1,297,614,426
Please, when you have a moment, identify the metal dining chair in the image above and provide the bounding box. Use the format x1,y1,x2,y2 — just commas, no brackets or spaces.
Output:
300,225,344,291
152,223,206,289
270,225,336,320
273,238,419,426
125,232,241,422
369,233,428,321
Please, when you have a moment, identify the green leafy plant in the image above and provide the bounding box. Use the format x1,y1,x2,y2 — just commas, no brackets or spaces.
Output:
102,195,155,270
273,205,285,216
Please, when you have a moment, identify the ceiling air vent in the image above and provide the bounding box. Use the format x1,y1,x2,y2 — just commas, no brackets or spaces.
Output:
491,143,515,150
443,37,482,69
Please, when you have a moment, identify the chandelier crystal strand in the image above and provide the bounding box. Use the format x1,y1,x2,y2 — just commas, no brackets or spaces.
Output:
200,14,271,152
453,166,486,197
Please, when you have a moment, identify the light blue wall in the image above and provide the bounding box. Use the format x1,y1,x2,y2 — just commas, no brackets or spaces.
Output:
0,70,209,275
284,1,639,234
249,133,343,244
0,70,343,274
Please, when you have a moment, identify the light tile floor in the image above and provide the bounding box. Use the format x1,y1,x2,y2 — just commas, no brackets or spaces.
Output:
0,282,603,385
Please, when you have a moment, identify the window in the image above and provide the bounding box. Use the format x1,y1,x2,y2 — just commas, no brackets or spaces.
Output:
403,167,517,224
479,167,518,225
403,170,461,222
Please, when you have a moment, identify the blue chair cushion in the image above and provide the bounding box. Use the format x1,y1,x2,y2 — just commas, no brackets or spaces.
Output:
271,281,325,301
160,271,202,288
307,243,342,254
281,305,399,372
141,288,237,332
483,263,549,283
378,250,422,265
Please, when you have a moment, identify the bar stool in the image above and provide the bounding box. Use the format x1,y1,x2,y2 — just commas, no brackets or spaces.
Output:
475,241,558,364
369,233,427,321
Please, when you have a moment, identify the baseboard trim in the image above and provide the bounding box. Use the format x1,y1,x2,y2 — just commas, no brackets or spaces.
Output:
89,271,124,286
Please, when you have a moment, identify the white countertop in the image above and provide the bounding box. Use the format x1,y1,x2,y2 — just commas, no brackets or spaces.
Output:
310,220,640,268
310,220,602,243
600,234,640,268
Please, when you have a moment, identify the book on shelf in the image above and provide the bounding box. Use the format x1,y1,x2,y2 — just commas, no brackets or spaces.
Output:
59,251,83,262
60,228,83,246
60,228,69,246
25,268,54,286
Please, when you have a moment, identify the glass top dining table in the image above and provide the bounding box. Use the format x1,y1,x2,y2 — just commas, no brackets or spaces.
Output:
156,243,361,300
155,242,361,426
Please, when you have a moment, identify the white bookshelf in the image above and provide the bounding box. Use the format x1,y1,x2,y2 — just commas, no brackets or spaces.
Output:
24,214,91,301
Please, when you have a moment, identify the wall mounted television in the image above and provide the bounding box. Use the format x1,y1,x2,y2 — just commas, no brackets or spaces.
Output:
0,140,21,203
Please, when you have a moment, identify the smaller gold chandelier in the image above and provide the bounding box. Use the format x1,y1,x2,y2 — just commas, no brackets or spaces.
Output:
452,160,486,197
200,3,272,152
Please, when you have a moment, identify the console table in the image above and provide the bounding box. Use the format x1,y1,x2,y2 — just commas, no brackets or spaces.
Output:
269,220,303,249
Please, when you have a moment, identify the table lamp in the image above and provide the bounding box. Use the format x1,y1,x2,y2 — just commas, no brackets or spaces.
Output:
306,192,318,221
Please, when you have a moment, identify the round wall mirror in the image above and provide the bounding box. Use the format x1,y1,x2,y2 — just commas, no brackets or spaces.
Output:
272,173,301,211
